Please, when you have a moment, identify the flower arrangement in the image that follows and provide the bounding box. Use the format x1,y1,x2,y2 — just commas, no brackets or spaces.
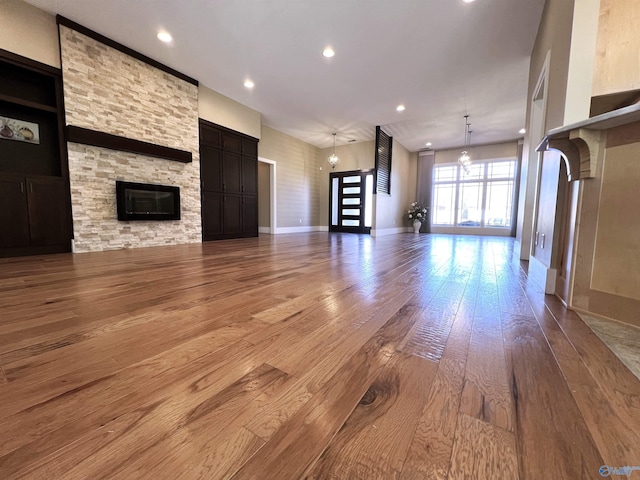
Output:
407,202,428,223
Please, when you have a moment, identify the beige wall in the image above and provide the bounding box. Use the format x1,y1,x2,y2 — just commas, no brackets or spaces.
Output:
320,141,375,172
590,141,640,301
198,85,261,139
0,0,60,68
373,140,417,232
259,126,323,228
318,140,375,226
569,123,640,326
258,161,271,228
434,142,517,164
593,0,640,98
516,0,575,260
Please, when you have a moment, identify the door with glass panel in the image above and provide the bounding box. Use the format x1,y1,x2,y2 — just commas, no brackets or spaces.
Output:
330,170,374,234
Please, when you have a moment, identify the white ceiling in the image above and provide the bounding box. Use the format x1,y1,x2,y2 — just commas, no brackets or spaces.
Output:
27,0,545,152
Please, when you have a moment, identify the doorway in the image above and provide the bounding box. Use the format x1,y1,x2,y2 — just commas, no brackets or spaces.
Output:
517,51,549,260
329,169,374,234
257,157,276,233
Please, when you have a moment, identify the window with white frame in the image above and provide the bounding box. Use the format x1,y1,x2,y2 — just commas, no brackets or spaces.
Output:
432,160,517,229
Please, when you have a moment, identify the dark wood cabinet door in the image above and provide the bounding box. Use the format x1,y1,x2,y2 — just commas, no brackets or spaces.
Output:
242,138,257,157
222,133,241,153
222,152,242,194
199,120,259,241
201,191,223,239
0,175,30,248
199,124,221,149
223,194,242,235
200,145,222,192
242,156,258,195
27,176,71,246
242,195,258,235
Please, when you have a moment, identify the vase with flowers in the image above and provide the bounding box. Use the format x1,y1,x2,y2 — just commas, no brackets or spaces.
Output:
407,202,428,233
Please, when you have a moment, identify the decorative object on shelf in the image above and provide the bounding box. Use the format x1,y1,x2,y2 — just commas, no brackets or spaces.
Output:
407,201,428,233
328,132,339,169
458,115,472,174
0,116,40,144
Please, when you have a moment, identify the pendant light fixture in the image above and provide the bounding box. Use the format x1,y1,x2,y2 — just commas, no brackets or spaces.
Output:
458,115,472,174
328,132,339,169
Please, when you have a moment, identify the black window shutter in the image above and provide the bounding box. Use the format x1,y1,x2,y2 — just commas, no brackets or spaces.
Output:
374,126,393,194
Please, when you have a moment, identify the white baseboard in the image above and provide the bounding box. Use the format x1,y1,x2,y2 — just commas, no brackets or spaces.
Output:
528,255,557,294
370,227,412,237
258,226,271,233
273,226,328,234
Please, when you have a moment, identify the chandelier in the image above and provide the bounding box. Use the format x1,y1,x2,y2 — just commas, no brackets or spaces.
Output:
458,115,472,174
328,132,339,169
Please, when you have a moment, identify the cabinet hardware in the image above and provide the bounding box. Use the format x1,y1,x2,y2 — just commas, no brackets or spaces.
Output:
20,182,24,193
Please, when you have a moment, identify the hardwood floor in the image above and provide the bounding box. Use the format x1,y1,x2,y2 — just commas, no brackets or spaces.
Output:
0,233,639,479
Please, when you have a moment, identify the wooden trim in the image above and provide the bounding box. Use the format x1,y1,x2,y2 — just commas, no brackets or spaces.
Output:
66,126,192,163
199,118,259,143
0,93,58,113
0,48,61,76
0,243,71,258
605,122,640,148
56,15,198,87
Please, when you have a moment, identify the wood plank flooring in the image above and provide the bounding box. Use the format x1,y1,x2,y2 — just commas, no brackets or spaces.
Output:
1,233,639,479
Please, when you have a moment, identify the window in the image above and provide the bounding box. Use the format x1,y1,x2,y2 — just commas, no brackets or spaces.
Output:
432,159,517,232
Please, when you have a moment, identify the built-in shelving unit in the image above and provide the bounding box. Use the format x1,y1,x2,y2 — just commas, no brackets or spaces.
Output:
0,48,73,257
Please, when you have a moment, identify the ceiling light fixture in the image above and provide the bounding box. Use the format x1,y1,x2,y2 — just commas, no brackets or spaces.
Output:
426,142,432,147
328,132,339,169
458,115,472,174
396,104,406,112
157,31,172,43
519,128,526,134
463,0,476,3
322,47,335,58
244,80,255,89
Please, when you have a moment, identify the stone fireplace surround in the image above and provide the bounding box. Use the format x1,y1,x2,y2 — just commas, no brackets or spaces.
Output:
58,20,201,253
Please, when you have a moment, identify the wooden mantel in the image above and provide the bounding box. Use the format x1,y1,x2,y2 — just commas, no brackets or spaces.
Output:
537,103,640,181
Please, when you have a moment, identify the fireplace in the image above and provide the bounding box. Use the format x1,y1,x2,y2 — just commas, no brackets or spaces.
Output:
116,181,180,221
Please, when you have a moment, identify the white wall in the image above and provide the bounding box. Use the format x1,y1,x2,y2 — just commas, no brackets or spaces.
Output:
564,0,601,124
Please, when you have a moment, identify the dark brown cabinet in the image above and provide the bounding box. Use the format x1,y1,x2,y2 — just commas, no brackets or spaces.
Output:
0,175,30,248
199,120,259,240
0,50,72,257
0,174,72,250
222,151,242,194
27,177,71,246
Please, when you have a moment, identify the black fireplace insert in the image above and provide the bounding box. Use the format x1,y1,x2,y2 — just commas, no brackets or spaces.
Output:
116,181,180,221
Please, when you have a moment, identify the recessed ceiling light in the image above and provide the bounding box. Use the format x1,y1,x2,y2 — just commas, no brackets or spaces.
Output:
322,47,335,58
426,142,432,147
463,0,476,3
519,128,526,134
244,80,255,89
396,105,406,112
157,31,172,43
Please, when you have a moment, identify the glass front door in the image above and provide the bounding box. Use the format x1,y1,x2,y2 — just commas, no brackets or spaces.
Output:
330,170,374,234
